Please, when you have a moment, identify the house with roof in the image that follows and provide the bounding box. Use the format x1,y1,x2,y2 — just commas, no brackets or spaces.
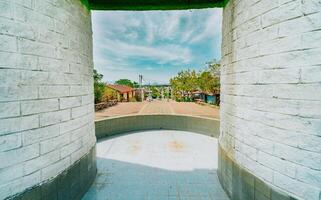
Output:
106,85,136,102
192,88,220,105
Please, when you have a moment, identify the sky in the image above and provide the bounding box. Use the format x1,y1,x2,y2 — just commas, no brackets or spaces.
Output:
92,9,222,85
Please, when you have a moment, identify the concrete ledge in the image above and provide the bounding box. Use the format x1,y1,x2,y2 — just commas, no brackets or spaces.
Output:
95,114,220,139
218,145,298,200
8,145,97,200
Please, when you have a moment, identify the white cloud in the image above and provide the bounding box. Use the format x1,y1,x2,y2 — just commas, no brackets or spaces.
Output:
91,9,222,83
96,38,192,64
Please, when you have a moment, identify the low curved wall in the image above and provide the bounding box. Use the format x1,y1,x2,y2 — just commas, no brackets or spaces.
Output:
95,114,220,139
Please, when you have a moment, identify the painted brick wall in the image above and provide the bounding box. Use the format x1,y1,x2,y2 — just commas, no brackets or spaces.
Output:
0,0,96,199
220,0,321,199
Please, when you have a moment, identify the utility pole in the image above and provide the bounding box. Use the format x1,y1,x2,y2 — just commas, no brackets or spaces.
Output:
139,75,144,102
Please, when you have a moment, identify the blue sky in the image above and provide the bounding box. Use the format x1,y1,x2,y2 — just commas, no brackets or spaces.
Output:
92,9,222,84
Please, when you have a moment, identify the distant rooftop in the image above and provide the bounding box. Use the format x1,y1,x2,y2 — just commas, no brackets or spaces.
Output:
107,84,135,93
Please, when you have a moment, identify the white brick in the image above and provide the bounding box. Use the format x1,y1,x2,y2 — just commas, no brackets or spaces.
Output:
23,124,60,145
0,17,36,40
71,106,88,119
14,5,54,30
0,171,40,200
273,172,320,200
21,99,59,115
70,125,87,142
257,151,296,178
259,35,302,55
297,134,321,152
301,30,321,49
0,34,17,52
20,71,49,86
40,134,70,154
0,86,38,102
302,0,321,15
0,69,20,87
299,100,321,119
273,84,321,101
258,68,300,84
59,115,88,134
0,133,22,152
70,86,90,96
261,0,302,28
274,143,321,170
301,66,321,83
0,144,39,169
0,164,24,185
15,0,33,8
23,150,60,175
59,96,82,109
0,115,39,135
41,156,70,181
279,12,321,37
18,38,55,58
296,165,321,187
82,94,93,105
221,1,321,199
0,53,38,70
70,147,87,164
0,102,20,118
39,109,70,127
60,139,82,158
38,57,69,72
39,86,69,98
0,0,14,19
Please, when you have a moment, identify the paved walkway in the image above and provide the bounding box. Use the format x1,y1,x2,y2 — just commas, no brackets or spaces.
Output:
83,130,229,200
95,100,219,120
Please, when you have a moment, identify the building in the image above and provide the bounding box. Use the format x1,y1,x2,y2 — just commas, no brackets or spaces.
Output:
192,88,220,105
107,85,136,102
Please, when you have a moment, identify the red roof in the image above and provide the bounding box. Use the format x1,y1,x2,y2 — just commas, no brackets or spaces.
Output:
107,85,134,94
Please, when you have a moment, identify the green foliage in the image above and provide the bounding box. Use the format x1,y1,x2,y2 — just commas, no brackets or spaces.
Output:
170,61,220,102
93,69,105,104
150,86,161,99
115,79,139,88
102,87,118,101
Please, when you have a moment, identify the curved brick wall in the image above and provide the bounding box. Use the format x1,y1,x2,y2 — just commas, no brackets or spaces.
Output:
95,114,220,139
219,0,321,199
0,0,96,199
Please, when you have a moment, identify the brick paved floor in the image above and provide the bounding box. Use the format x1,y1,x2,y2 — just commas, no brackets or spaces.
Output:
95,100,219,120
82,130,229,200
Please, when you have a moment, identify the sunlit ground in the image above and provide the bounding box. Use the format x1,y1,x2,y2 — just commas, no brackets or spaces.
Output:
83,130,229,200
95,100,220,120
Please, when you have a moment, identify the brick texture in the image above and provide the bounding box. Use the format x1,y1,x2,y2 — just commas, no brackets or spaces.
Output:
0,0,96,199
220,0,321,199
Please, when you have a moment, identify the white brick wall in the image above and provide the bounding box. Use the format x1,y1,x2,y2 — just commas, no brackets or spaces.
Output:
0,0,95,199
220,0,321,199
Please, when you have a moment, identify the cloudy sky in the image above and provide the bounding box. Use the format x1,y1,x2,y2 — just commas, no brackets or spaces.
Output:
92,9,222,84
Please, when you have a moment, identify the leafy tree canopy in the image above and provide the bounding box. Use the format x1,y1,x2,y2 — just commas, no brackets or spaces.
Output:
115,79,139,88
170,60,220,101
93,69,105,103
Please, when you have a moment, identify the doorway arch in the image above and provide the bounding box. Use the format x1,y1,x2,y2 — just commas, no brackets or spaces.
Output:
0,0,320,199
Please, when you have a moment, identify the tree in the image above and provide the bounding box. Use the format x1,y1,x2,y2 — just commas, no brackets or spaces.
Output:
115,79,139,88
170,69,198,101
198,71,217,93
207,60,220,79
170,60,220,102
93,69,105,104
102,87,118,102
